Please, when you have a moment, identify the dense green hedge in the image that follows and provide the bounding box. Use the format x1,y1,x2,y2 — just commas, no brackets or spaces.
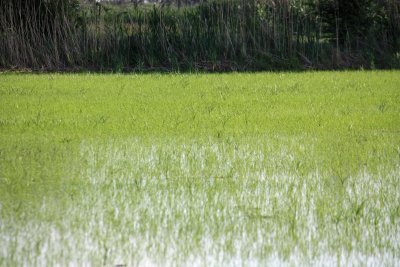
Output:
1,0,399,71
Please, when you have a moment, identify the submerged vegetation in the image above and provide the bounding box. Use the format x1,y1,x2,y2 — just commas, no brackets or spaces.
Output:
0,71,399,266
1,0,399,71
1,1,399,266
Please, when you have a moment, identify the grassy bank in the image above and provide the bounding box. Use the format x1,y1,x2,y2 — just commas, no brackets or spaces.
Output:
0,71,399,266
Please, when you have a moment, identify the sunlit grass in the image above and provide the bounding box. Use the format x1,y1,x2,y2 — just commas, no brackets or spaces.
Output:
0,71,399,266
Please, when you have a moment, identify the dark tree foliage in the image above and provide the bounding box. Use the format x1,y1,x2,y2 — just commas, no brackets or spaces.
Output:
312,0,387,43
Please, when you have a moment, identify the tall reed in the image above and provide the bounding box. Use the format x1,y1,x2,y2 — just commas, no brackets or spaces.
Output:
0,0,399,71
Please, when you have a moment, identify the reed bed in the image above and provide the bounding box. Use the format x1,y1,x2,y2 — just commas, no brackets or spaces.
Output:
1,0,399,71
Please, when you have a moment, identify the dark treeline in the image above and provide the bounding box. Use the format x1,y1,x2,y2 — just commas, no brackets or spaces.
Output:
1,0,399,71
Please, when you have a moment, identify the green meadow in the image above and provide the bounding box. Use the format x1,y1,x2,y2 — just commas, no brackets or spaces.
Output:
0,71,399,266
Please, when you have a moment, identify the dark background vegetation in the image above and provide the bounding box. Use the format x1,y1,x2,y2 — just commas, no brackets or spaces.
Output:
1,0,399,71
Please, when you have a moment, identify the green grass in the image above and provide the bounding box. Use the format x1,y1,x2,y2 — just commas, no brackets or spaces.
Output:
0,71,399,266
